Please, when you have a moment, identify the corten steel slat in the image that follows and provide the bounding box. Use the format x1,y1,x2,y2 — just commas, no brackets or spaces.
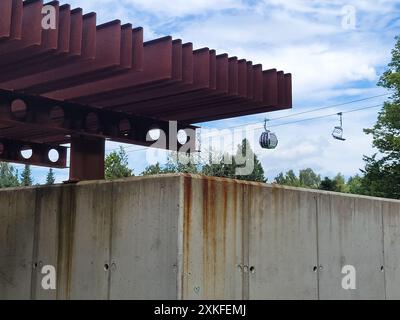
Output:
238,59,247,98
228,57,238,95
81,12,96,59
132,27,144,71
246,61,254,99
69,7,83,56
284,73,293,107
0,0,13,40
0,137,67,168
263,69,279,107
120,23,133,68
277,71,286,107
57,4,71,53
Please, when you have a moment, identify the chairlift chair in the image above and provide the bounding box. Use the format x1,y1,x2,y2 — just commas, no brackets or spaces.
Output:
332,112,346,141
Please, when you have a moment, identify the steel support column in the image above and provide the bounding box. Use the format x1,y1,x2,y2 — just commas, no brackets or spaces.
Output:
69,136,105,182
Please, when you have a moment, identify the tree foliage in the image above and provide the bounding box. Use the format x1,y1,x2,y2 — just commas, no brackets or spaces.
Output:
273,169,361,194
0,162,20,188
362,36,400,199
202,139,266,182
105,147,134,180
46,168,56,185
141,139,266,183
20,165,33,186
274,168,321,189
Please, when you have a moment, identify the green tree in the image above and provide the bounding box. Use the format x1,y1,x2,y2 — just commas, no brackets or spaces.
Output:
347,175,365,195
46,168,56,185
319,177,337,191
142,163,165,176
362,36,400,199
202,139,266,182
105,146,133,180
299,168,321,189
20,165,33,186
274,170,300,187
333,173,347,193
0,162,20,188
165,153,200,175
234,139,266,182
274,168,321,189
143,140,266,183
202,150,236,179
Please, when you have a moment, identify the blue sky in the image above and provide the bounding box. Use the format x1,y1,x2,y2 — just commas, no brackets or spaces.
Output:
24,0,400,183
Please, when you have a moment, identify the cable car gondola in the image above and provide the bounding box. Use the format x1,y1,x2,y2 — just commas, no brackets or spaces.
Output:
260,119,279,149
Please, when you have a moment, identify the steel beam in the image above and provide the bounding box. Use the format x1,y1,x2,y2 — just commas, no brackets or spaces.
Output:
69,136,105,182
0,137,67,168
0,89,197,150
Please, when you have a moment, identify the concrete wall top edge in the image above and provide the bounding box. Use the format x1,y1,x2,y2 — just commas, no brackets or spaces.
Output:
0,173,399,204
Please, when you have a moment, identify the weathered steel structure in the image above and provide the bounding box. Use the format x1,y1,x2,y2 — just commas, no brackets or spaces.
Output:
0,0,292,181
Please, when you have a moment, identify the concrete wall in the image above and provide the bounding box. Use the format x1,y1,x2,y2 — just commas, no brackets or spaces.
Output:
1,174,400,300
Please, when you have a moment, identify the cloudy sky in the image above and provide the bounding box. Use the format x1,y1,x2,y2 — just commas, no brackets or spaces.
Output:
27,0,400,183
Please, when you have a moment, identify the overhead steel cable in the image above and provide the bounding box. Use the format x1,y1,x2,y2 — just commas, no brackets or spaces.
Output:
220,93,389,130
107,103,384,154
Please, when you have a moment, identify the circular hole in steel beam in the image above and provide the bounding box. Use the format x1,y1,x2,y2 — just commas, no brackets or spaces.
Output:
21,147,33,160
49,106,65,126
177,129,189,145
48,149,60,163
11,99,28,119
85,112,101,133
148,128,161,141
119,118,131,137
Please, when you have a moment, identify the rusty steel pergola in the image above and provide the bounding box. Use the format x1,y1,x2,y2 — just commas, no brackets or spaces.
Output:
0,0,292,182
